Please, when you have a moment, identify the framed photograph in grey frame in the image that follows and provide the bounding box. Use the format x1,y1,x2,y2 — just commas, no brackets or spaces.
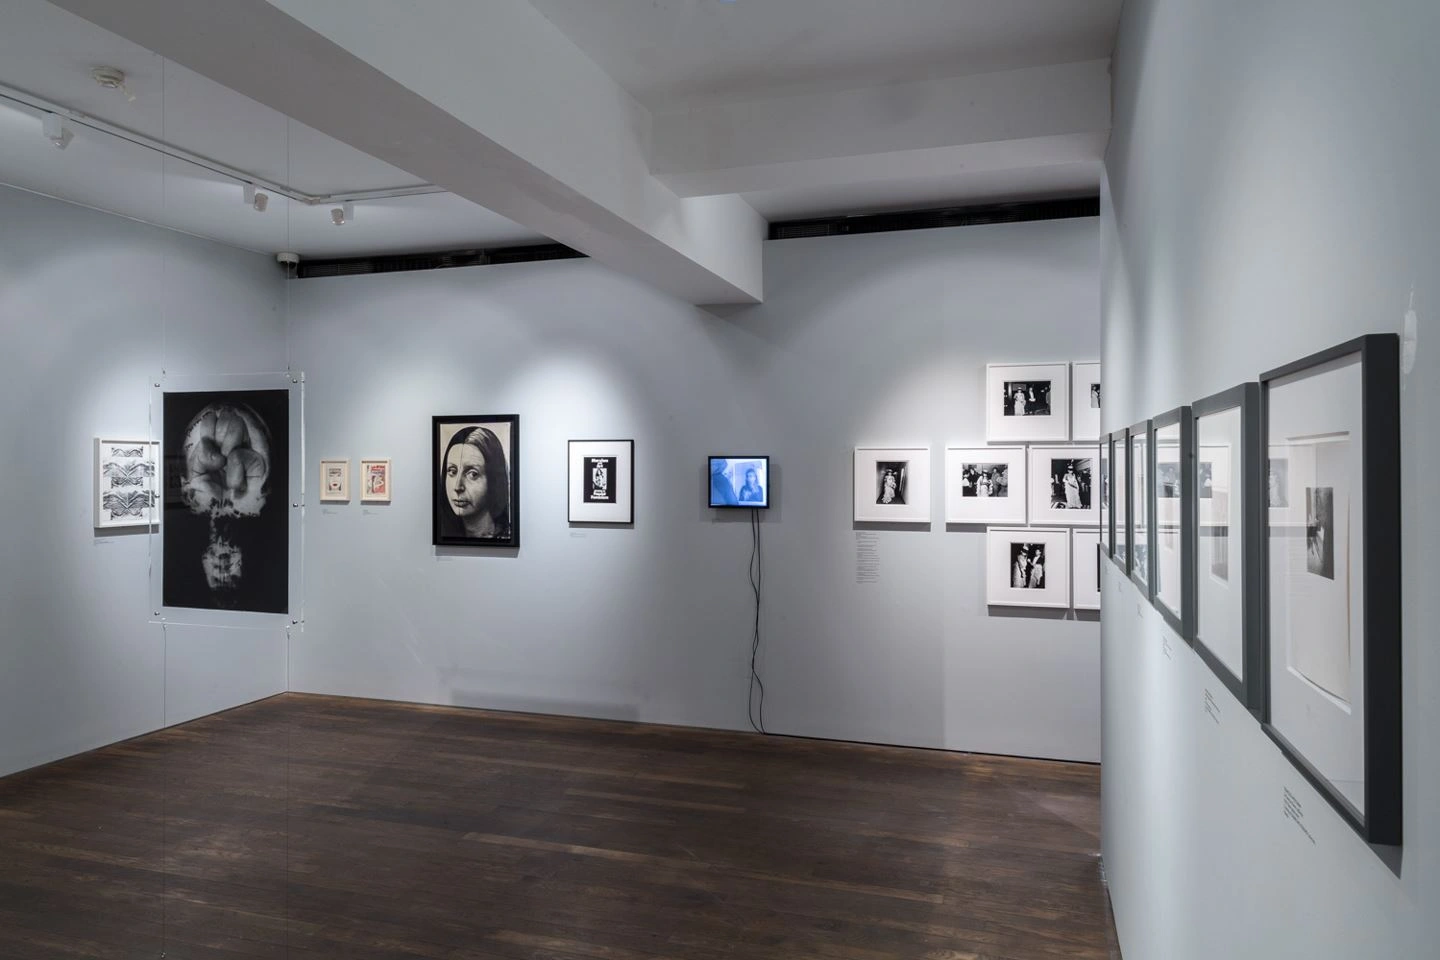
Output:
1128,420,1154,597
1190,383,1264,716
1261,334,1401,846
1111,428,1130,572
1152,406,1193,640
1099,433,1112,557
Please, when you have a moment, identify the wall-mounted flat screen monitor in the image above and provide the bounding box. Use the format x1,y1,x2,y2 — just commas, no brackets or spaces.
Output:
709,456,770,508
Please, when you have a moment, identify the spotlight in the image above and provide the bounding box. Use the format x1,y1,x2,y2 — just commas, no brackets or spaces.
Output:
42,112,73,150
242,184,269,212
330,201,354,226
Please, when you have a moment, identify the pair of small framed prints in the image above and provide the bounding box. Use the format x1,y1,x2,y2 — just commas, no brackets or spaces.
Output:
986,361,1101,444
1100,334,1401,847
985,526,1101,611
318,459,392,503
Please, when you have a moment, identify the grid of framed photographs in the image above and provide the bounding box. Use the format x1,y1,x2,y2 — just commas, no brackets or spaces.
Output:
1109,334,1401,847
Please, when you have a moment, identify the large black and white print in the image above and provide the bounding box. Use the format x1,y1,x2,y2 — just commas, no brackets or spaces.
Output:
434,415,519,547
1010,542,1046,588
1049,457,1091,510
962,462,1008,498
1003,380,1051,417
876,461,908,505
163,391,288,613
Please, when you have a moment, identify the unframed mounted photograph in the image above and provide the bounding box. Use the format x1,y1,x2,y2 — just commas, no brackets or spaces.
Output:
434,415,519,547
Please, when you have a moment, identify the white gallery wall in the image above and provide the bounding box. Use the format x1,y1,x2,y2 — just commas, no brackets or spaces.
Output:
286,217,1103,760
0,184,290,778
1101,0,1438,957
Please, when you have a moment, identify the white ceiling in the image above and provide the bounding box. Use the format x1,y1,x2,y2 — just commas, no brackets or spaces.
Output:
531,0,1123,109
0,0,545,258
0,0,1117,265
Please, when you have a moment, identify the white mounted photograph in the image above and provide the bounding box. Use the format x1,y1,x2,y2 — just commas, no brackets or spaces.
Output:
1027,446,1100,526
1073,528,1102,611
319,458,350,503
94,438,159,530
986,527,1072,609
944,446,1027,525
853,447,931,523
1071,362,1102,442
986,362,1071,443
569,440,634,524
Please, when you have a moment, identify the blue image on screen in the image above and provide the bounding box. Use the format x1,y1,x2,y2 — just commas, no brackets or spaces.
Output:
709,457,769,508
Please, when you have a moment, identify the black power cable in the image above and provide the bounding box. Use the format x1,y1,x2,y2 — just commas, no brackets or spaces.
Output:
747,507,767,734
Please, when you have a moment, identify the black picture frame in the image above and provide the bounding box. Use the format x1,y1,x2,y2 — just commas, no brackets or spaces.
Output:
709,455,771,509
1111,427,1131,574
1259,334,1401,846
433,414,521,548
1151,405,1194,641
567,439,635,525
1189,382,1264,717
1129,419,1154,598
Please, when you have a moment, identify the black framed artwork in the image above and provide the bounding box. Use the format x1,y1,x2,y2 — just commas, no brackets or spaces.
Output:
1152,405,1194,641
1260,334,1401,846
568,440,634,524
1190,382,1264,716
433,415,520,548
709,456,771,509
1128,420,1154,597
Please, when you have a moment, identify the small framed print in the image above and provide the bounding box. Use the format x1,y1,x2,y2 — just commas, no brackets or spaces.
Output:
1027,445,1099,526
1190,383,1263,716
1262,334,1401,846
986,362,1071,443
1073,528,1102,611
1152,407,1192,640
1129,420,1153,596
944,447,1026,524
434,415,519,548
1099,435,1112,555
986,527,1071,609
1112,429,1130,571
569,440,634,523
1071,362,1102,441
854,447,931,523
360,459,392,503
319,459,350,502
94,438,159,529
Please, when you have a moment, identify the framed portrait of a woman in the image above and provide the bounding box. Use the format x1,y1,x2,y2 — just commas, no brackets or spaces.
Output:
433,415,520,548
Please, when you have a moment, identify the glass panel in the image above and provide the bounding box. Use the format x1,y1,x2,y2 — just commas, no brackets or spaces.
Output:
1154,422,1183,617
1267,353,1366,815
1114,436,1129,566
1131,431,1149,584
1099,438,1111,551
1195,406,1244,679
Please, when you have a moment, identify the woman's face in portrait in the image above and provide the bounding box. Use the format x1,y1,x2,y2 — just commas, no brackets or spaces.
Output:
745,469,757,486
445,442,488,518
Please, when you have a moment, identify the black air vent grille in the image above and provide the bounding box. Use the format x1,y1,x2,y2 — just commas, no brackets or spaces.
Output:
296,243,585,279
768,196,1099,241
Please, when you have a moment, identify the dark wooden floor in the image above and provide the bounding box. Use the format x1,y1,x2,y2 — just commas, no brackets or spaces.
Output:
0,694,1118,960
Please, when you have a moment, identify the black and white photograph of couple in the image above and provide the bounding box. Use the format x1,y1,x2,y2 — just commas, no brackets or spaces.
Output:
1306,486,1335,580
961,462,1009,498
1010,542,1046,589
876,461,908,505
1003,379,1052,417
1048,457,1091,510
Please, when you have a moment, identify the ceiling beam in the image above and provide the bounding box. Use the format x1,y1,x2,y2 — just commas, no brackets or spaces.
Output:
49,0,765,305
651,60,1111,199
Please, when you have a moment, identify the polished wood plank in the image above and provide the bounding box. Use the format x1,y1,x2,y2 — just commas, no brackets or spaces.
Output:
0,694,1118,959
